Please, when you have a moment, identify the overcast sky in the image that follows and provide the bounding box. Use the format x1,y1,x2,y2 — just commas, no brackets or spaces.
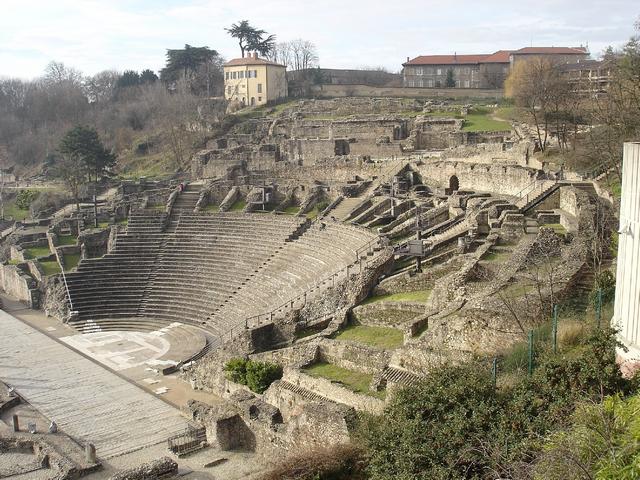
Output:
1,0,637,79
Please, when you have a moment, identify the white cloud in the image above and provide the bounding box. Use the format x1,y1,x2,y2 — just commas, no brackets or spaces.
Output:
0,0,637,79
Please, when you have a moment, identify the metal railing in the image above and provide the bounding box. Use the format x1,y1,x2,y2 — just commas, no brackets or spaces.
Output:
53,248,75,318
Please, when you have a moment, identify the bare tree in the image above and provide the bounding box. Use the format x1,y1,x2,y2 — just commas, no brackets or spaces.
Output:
267,39,318,71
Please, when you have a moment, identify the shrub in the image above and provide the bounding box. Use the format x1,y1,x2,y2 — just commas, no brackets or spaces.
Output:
16,189,39,210
223,358,282,394
246,361,283,394
591,270,616,308
223,357,248,384
536,394,640,480
259,443,367,480
358,328,632,479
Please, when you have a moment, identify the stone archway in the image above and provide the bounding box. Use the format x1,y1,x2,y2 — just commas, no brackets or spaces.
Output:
449,175,460,192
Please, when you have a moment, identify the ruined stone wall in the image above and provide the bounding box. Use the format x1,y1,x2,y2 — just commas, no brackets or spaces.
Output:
0,265,38,307
284,368,384,414
317,339,390,374
417,160,541,196
310,84,504,99
290,97,420,115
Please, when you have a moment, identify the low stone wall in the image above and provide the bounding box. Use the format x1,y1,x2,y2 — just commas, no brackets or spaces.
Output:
108,457,178,480
285,368,384,414
317,339,390,374
310,84,504,99
417,159,541,196
351,302,424,328
0,264,38,307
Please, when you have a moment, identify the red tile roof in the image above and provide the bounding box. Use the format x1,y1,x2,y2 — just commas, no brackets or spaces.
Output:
481,50,513,63
403,54,491,66
224,57,286,67
513,47,588,55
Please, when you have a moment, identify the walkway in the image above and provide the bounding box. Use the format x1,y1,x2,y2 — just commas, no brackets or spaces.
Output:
0,309,187,459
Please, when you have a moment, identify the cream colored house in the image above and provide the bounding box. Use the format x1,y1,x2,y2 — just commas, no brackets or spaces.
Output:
223,53,287,107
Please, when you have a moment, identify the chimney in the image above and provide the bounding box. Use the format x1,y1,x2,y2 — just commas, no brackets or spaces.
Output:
253,52,258,59
407,56,410,63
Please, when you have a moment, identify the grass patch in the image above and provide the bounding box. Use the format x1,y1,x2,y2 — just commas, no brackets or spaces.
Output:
229,199,247,212
283,205,300,215
57,234,77,246
362,290,431,305
3,201,30,221
38,260,61,276
482,250,511,262
63,253,81,271
203,204,220,212
24,246,51,259
303,362,383,398
117,218,128,225
462,114,511,132
8,259,21,265
334,324,404,350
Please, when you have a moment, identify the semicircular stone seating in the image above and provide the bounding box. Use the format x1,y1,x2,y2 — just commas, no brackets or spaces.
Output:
65,199,379,349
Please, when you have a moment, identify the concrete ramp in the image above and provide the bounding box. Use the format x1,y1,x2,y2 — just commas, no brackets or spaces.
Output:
0,310,187,459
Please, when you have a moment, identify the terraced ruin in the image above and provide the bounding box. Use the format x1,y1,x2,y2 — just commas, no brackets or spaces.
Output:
0,97,617,477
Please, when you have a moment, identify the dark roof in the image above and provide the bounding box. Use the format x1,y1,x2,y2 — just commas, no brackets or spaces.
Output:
512,47,588,55
224,57,286,68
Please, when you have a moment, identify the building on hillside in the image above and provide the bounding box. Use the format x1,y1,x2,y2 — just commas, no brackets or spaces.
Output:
223,53,287,107
508,46,589,66
613,142,640,374
402,53,507,89
402,46,589,89
557,59,612,95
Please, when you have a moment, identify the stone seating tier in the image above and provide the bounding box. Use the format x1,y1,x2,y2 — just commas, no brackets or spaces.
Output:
66,212,378,342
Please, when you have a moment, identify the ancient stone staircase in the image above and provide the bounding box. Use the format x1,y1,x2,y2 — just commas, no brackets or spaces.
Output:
329,197,365,221
279,380,333,402
380,366,424,387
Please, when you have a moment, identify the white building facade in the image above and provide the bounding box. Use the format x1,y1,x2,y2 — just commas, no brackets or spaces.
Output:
613,142,640,367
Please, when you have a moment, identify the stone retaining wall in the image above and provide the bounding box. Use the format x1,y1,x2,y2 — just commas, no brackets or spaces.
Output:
0,264,38,307
317,339,390,374
285,368,384,414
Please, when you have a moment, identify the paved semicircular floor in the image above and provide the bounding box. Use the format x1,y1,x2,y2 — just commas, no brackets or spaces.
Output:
0,310,188,459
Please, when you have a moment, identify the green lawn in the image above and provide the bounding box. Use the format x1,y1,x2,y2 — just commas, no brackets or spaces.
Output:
462,114,511,132
303,362,383,398
57,234,77,246
117,218,129,225
283,205,300,215
229,199,247,212
334,324,404,350
362,289,431,305
3,202,29,221
203,204,220,212
38,260,61,276
482,250,512,262
64,253,81,271
24,246,51,259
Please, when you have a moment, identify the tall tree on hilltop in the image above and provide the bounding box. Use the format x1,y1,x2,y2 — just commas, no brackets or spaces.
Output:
160,45,219,85
139,69,158,84
59,126,115,227
226,20,275,57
